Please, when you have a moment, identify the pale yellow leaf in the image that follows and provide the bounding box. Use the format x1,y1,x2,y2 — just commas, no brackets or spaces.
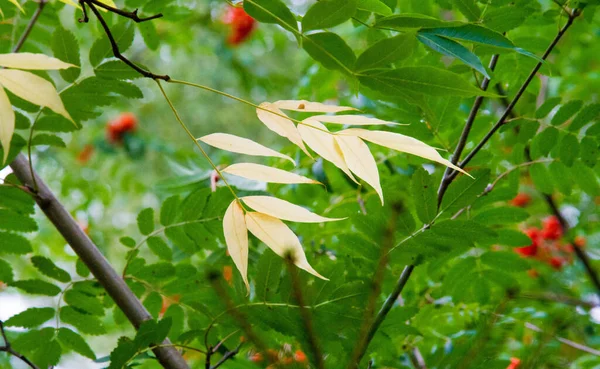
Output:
0,70,72,122
256,102,311,157
338,129,469,175
58,0,80,6
0,86,15,163
311,114,405,126
98,0,117,6
198,133,295,166
273,100,357,113
223,200,249,291
242,196,345,223
297,119,358,183
245,212,327,280
7,0,24,13
335,135,384,204
222,163,320,185
0,53,77,70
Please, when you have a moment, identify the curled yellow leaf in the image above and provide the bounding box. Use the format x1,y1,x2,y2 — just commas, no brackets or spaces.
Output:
242,196,345,223
335,135,384,204
223,200,249,291
298,119,357,183
256,102,310,157
0,53,78,70
245,212,327,280
338,129,469,175
0,70,72,122
198,133,295,166
222,163,321,185
273,100,357,113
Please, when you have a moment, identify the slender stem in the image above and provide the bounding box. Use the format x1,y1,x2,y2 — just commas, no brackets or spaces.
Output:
448,10,581,182
437,54,500,203
210,344,242,369
11,0,47,53
86,0,163,22
84,1,170,81
155,80,243,204
0,321,41,369
286,257,326,369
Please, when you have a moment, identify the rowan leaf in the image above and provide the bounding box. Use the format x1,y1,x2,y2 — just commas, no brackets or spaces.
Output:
223,200,249,290
337,129,469,175
355,34,416,71
335,135,384,204
256,102,310,156
0,52,77,70
245,212,327,279
310,114,404,126
298,119,358,182
302,0,357,32
5,307,55,328
222,163,321,185
274,100,357,113
31,256,71,283
0,85,14,163
0,70,72,121
242,196,345,222
57,328,96,359
199,132,295,165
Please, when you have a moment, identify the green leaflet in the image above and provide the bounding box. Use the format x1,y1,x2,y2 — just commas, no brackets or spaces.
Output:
302,0,358,32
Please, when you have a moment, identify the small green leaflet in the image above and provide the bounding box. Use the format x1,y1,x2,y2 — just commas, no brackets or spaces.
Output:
302,0,357,32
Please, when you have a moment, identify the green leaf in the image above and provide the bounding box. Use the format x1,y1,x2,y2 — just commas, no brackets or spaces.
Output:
417,32,489,78
355,34,415,71
244,0,299,35
411,168,437,224
495,229,532,247
75,259,91,277
137,208,155,236
163,305,185,340
108,337,137,369
147,236,173,261
57,328,96,359
451,0,481,21
0,209,37,232
134,318,172,347
529,163,554,194
34,114,79,132
31,255,71,283
551,100,583,125
431,220,496,244
359,67,496,97
143,291,163,317
178,188,210,221
160,195,180,226
535,97,561,118
0,232,32,254
420,25,537,60
89,22,135,67
302,0,357,32
303,32,356,74
0,259,14,283
483,6,529,33
64,290,105,316
255,248,283,301
120,236,136,248
549,161,572,195
138,20,159,50
375,13,459,30
480,251,530,272
5,307,55,328
32,338,61,368
10,279,61,296
573,161,600,196
570,103,600,131
440,169,490,213
357,0,392,15
530,127,559,158
31,134,66,148
0,184,34,214
60,306,106,335
558,133,579,167
579,137,598,168
51,27,80,83
95,60,142,80
473,207,528,225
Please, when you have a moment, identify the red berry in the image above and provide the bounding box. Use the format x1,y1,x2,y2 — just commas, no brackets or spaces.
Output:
510,193,531,207
549,256,564,270
107,113,138,144
574,236,586,247
77,144,95,164
223,265,233,285
515,228,540,257
541,216,563,240
294,350,307,363
223,7,256,45
507,357,521,369
250,353,263,363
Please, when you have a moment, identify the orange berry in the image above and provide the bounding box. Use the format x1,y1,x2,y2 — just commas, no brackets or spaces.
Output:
77,144,95,164
507,357,521,369
574,236,586,247
294,350,307,363
250,353,263,362
510,193,531,207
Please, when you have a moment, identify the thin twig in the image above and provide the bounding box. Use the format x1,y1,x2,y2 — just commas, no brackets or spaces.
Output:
0,321,41,369
86,0,163,22
448,9,581,182
12,0,47,53
210,343,242,369
83,1,170,80
525,322,600,356
437,54,500,203
285,256,326,369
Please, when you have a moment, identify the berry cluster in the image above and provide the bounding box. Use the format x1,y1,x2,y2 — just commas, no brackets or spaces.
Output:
106,112,138,144
515,215,583,270
223,7,256,45
250,347,308,368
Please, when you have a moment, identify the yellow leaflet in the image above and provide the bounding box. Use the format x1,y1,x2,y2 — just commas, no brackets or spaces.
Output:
310,114,405,126
256,102,311,157
242,196,345,223
0,53,77,70
336,135,384,204
223,200,249,291
222,163,320,185
273,99,357,113
198,133,295,166
0,85,15,163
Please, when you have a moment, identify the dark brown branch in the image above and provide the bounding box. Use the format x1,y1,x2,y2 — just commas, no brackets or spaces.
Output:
437,54,500,203
286,256,326,369
447,9,581,183
0,321,40,369
210,343,242,369
82,0,170,81
86,0,163,22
